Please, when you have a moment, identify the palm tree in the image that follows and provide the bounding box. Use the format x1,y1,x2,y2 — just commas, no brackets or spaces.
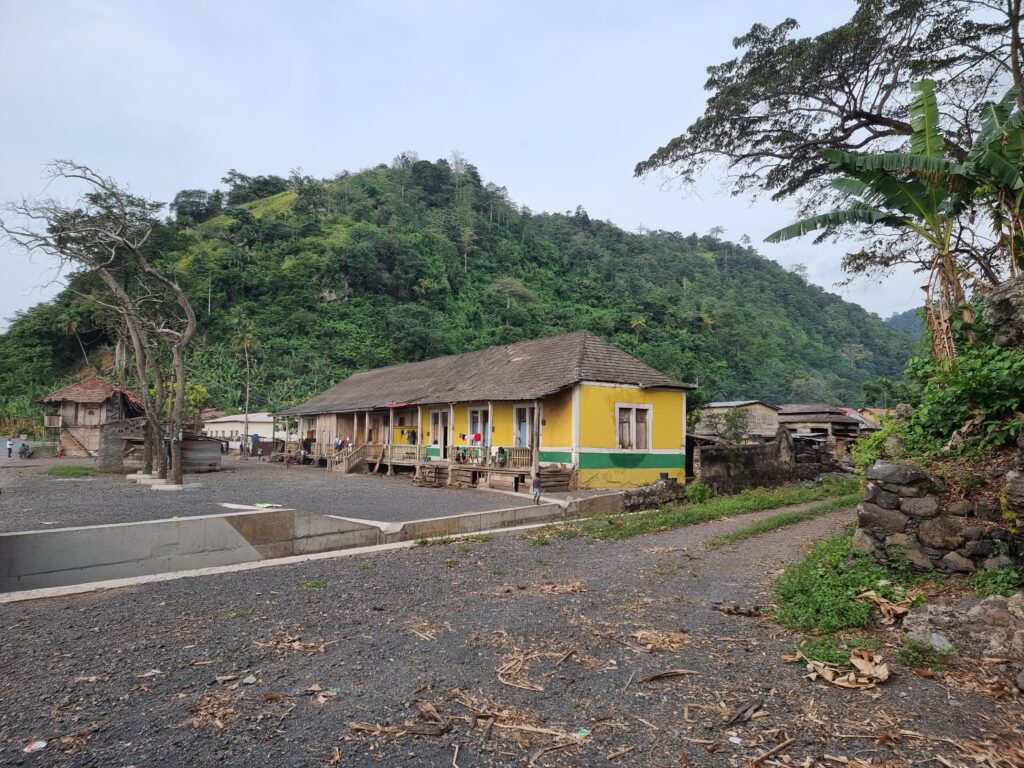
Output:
630,317,647,339
57,315,90,367
231,320,258,456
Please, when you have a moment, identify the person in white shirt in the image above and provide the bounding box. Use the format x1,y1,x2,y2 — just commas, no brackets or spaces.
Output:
6,438,12,458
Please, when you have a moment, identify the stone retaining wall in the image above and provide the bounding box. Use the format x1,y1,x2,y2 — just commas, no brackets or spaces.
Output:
621,477,686,511
695,427,838,495
854,462,1020,572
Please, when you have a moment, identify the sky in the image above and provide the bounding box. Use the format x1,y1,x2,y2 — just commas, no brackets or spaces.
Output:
0,0,925,331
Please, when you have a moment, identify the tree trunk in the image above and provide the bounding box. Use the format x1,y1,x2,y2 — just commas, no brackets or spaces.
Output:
169,345,186,485
242,347,251,460
90,268,164,477
142,420,154,476
131,254,197,484
145,346,167,480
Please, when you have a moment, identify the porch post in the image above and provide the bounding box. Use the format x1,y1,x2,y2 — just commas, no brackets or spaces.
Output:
447,402,456,487
531,398,540,477
387,408,394,476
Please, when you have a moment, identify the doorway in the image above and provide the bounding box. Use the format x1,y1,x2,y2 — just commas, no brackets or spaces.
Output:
514,405,535,448
430,410,449,458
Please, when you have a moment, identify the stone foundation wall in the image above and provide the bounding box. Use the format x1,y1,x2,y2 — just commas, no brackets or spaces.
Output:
622,477,686,511
854,462,1020,572
696,427,837,495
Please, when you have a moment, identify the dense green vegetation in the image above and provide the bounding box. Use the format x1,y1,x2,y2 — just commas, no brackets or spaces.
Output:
0,158,916,422
854,320,1024,470
773,532,914,633
885,308,924,341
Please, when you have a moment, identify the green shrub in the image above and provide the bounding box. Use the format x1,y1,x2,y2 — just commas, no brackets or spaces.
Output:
972,566,1023,597
773,533,907,633
797,635,879,665
685,479,711,503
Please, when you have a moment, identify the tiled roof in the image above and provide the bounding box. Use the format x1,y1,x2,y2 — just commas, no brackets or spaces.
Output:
39,374,142,406
778,405,862,425
705,400,779,410
778,403,849,415
280,332,692,416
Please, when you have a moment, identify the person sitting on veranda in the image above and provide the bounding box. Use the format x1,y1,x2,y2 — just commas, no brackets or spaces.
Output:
495,446,507,467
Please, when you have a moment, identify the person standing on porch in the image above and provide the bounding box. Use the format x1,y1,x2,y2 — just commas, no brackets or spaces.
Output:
531,473,542,505
6,438,12,458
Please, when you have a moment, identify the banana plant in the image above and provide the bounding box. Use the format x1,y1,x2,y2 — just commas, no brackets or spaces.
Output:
767,81,975,360
965,86,1024,275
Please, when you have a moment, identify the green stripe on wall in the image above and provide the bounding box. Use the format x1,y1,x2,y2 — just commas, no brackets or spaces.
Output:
539,451,573,463
577,451,685,469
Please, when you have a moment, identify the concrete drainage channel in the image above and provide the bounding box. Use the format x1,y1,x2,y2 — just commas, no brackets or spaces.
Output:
0,491,624,597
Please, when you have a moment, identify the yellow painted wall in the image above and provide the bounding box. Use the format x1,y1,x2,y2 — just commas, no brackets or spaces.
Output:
577,467,685,488
450,403,470,445
491,401,514,445
541,388,572,448
578,385,684,449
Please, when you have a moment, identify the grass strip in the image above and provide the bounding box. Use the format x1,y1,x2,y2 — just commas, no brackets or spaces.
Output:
571,476,860,542
45,465,96,478
704,494,860,549
773,532,917,633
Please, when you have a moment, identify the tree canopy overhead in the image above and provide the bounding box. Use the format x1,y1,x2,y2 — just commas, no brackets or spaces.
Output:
635,0,1022,209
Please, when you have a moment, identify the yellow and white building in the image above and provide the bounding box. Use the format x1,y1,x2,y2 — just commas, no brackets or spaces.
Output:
279,332,693,488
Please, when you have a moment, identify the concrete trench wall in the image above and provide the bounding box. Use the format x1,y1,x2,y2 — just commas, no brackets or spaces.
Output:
0,509,385,592
0,492,625,593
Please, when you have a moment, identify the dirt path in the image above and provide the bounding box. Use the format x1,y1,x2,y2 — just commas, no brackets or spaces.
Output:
0,506,1014,767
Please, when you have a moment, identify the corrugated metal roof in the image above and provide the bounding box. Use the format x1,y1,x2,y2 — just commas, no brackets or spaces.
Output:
203,412,275,424
279,332,692,416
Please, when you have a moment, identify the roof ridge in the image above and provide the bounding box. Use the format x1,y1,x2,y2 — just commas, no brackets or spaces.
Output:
573,331,588,382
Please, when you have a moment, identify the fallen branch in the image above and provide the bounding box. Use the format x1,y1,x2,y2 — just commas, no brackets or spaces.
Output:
637,669,700,683
608,745,636,760
748,737,796,767
528,741,576,766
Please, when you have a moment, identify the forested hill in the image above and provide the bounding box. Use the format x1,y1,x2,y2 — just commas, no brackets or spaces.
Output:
0,157,918,415
885,308,926,341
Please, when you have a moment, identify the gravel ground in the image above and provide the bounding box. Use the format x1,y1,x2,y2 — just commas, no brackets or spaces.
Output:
0,457,519,532
0,506,1016,767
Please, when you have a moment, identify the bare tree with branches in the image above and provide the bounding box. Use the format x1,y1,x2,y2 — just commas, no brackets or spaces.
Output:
1,161,198,483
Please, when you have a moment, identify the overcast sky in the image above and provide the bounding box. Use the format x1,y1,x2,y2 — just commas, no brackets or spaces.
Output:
0,0,924,331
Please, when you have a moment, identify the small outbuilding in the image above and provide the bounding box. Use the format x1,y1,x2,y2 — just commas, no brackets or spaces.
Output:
694,400,780,439
40,375,144,458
